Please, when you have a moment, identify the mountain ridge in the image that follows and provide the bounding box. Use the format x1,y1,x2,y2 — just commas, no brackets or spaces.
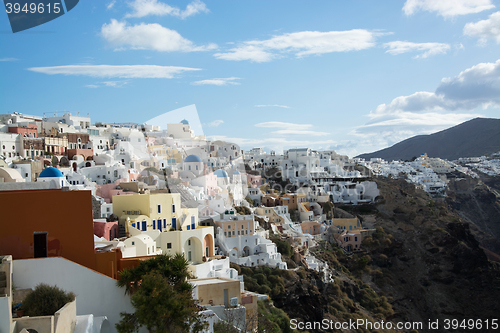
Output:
356,118,500,161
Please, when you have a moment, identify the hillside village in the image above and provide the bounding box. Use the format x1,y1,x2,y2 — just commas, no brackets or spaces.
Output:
1,109,499,333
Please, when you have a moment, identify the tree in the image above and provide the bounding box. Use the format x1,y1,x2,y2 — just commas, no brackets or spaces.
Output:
323,201,334,219
23,284,75,317
116,254,206,333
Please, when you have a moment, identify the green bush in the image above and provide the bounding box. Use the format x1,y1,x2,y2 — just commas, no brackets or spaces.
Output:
23,284,75,317
271,237,293,257
258,285,272,295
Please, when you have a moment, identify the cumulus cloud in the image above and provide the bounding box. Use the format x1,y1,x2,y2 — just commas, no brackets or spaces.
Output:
214,29,384,62
371,59,500,117
191,77,240,86
28,65,201,78
384,41,450,58
353,59,499,149
125,0,209,19
255,105,290,109
464,11,500,45
403,0,495,18
205,120,224,127
255,122,329,136
101,19,217,52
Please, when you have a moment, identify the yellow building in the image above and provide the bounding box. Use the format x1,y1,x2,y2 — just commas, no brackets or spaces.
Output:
255,207,285,224
190,277,258,331
331,217,361,231
113,192,198,235
160,226,215,263
214,218,255,238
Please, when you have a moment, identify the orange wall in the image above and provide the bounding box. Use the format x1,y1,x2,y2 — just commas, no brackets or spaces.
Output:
95,249,122,279
0,189,96,271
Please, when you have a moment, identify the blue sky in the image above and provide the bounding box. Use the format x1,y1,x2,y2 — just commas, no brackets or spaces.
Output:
1,0,499,157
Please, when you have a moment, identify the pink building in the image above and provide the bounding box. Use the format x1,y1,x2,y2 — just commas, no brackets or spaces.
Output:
247,174,262,188
128,169,141,181
8,124,38,137
336,230,363,252
96,179,133,203
94,220,119,240
191,172,218,196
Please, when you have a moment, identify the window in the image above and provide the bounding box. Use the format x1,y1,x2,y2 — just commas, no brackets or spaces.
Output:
153,220,156,229
241,225,244,229
157,204,161,214
167,243,172,249
132,223,135,228
142,221,147,231
355,237,358,242
131,241,135,245
224,232,227,237
232,231,235,236
228,225,231,229
191,216,195,230
238,231,240,235
163,219,166,229
188,240,191,246
246,230,248,234
172,204,175,213
187,225,190,230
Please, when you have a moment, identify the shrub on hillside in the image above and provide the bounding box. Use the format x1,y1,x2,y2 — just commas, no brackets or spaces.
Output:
23,284,75,317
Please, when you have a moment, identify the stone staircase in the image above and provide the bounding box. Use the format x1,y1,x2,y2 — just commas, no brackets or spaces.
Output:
118,224,126,238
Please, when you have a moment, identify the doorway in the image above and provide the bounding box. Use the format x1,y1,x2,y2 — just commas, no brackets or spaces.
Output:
34,232,48,258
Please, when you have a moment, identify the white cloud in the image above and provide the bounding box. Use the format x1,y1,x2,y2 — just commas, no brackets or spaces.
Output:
85,84,99,88
371,59,500,117
206,120,224,127
255,122,312,130
28,65,201,78
384,41,450,58
464,11,500,45
353,59,499,151
255,105,290,109
191,77,240,86
214,29,384,62
0,57,18,61
107,0,116,10
214,45,277,62
271,129,329,136
254,122,330,136
102,81,128,87
101,19,217,52
125,0,209,19
403,0,495,18
181,0,209,19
